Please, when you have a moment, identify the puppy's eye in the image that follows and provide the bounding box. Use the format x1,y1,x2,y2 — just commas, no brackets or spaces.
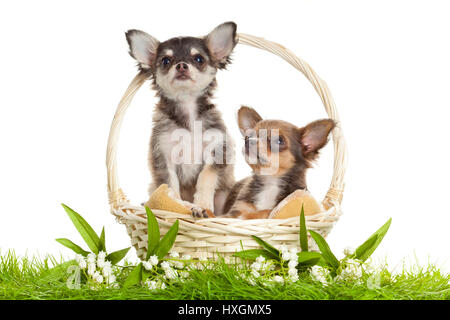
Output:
161,57,171,66
194,55,204,64
271,135,285,146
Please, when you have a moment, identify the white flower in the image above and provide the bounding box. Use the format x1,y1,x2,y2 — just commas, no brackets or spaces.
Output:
281,250,291,261
288,268,298,277
272,275,284,284
169,252,179,259
78,259,87,270
97,259,105,269
267,262,276,271
103,266,113,277
165,268,178,280
343,246,355,256
106,274,116,285
180,271,190,279
288,260,298,270
173,261,184,269
87,263,96,276
93,271,103,284
182,254,191,261
256,256,265,264
247,277,256,285
196,263,205,271
143,261,153,271
149,255,159,266
362,261,376,274
251,269,260,278
75,254,84,263
146,280,158,290
310,266,329,286
251,262,262,271
87,253,96,264
336,259,363,282
160,261,171,270
103,260,112,270
289,274,299,283
146,280,167,290
98,251,106,260
345,259,363,276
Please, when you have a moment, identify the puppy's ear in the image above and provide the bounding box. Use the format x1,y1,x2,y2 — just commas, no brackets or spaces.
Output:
205,22,237,68
299,119,336,160
125,29,159,70
237,106,263,135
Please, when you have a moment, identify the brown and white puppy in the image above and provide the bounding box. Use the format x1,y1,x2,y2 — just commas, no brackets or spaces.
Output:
125,22,237,217
221,106,336,219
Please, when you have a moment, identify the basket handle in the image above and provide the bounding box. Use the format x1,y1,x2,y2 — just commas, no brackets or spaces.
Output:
106,72,147,209
106,33,347,211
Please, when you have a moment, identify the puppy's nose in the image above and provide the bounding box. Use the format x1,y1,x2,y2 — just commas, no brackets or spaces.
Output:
176,62,189,72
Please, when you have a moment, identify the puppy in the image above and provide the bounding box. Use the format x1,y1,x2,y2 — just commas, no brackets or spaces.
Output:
125,22,237,217
221,106,336,219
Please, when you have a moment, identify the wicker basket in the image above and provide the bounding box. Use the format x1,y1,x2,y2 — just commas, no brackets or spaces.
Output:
106,33,348,261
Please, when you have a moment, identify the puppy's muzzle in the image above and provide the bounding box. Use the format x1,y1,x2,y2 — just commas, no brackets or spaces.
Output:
175,62,191,80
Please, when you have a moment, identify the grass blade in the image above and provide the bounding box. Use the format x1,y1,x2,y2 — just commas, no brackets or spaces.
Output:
145,207,160,259
99,227,106,253
297,251,322,267
354,234,378,261
154,220,179,259
299,205,308,252
233,249,276,261
123,263,143,288
354,218,392,262
251,236,280,260
61,204,100,254
55,238,90,256
309,230,340,271
105,247,130,265
142,268,152,283
39,260,78,283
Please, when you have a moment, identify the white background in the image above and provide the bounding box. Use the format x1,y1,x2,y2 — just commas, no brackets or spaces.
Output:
0,0,449,272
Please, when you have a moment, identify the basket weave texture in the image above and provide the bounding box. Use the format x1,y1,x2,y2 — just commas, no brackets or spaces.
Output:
106,33,348,260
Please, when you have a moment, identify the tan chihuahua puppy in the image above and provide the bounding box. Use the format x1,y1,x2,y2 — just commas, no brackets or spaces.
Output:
220,106,336,219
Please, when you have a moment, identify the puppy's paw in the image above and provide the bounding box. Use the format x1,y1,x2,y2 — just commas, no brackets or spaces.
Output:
191,206,215,219
193,194,214,213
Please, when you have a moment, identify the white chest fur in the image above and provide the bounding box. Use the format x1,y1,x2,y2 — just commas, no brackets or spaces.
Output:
178,97,198,130
254,177,280,211
155,98,226,185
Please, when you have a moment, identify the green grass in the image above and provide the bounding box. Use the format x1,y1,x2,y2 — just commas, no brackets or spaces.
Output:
0,251,448,300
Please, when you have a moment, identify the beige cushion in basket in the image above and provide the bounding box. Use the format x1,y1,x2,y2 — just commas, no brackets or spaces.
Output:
268,189,323,219
145,184,322,219
145,184,191,215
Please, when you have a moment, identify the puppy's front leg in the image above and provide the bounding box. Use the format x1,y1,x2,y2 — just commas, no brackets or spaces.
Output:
193,164,218,213
167,167,181,199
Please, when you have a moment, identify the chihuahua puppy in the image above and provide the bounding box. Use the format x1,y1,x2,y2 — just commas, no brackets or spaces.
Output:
126,22,237,217
221,106,336,219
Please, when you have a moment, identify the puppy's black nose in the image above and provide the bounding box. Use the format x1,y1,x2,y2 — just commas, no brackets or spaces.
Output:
176,62,189,71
